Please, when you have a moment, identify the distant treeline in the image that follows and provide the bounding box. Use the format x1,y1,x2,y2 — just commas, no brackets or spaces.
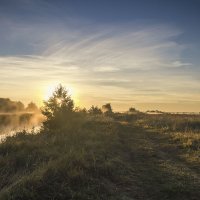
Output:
0,98,39,113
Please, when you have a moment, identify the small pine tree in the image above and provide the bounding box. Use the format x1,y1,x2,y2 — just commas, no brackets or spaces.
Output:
41,84,75,131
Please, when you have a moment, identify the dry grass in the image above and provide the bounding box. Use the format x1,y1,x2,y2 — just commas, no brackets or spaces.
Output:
0,113,199,199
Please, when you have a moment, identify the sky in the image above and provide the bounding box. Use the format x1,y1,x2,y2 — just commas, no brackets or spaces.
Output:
0,0,200,112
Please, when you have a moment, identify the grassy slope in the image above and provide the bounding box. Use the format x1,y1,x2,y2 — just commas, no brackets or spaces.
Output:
0,116,199,200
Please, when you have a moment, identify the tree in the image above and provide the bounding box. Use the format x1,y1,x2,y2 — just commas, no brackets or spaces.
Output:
102,103,113,115
41,84,74,131
16,101,25,111
129,107,136,112
26,102,39,112
0,98,25,112
88,105,102,115
128,107,138,113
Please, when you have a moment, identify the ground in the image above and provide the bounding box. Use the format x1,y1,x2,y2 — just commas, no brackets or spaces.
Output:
0,116,199,200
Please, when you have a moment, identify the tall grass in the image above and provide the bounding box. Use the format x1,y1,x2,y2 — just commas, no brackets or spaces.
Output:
0,112,199,199
136,114,200,132
136,113,200,162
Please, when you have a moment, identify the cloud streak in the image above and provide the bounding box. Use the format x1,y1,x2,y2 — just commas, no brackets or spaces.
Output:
0,16,199,111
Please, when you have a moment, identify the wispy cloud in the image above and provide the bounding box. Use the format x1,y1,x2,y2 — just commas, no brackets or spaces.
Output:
0,16,199,111
40,23,187,71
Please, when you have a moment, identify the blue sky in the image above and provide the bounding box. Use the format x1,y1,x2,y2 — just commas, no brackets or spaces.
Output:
0,0,199,111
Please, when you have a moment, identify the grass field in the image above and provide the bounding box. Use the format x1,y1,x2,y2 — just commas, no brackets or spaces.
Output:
0,113,199,200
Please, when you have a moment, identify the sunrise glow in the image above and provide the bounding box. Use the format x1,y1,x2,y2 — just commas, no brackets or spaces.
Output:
0,1,200,199
0,0,199,112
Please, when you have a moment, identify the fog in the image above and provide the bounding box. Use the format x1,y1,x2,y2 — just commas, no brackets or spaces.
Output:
0,112,45,142
0,98,44,140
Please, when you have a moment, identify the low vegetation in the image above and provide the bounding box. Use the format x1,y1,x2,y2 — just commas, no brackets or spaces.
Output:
0,85,199,199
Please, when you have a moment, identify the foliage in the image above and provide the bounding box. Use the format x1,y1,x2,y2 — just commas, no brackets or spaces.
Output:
0,98,25,113
26,102,39,112
129,107,137,112
0,87,200,199
0,114,200,199
41,85,75,131
102,103,113,115
88,105,102,115
137,113,200,132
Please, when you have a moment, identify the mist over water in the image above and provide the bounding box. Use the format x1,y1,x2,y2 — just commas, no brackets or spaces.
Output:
0,112,44,142
0,98,45,141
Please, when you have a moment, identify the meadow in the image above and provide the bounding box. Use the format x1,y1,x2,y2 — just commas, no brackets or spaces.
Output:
0,86,199,200
0,112,199,199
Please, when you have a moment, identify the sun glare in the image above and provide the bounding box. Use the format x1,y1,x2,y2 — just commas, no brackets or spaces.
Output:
56,97,64,105
43,83,78,104
44,84,57,101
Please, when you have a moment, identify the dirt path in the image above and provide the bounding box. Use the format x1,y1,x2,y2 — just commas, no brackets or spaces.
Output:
116,123,200,200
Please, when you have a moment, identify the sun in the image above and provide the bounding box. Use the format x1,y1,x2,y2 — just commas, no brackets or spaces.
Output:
44,84,57,101
43,83,76,102
56,97,63,105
